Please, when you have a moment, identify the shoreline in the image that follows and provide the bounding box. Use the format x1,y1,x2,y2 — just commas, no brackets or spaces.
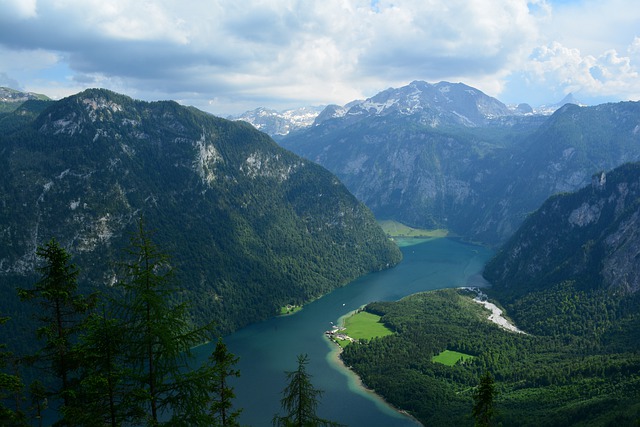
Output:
462,287,527,334
324,309,424,426
323,285,520,426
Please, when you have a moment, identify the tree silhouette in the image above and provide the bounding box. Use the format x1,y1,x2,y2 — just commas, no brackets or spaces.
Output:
18,238,95,422
0,315,26,425
70,305,129,427
207,338,241,426
472,371,497,427
116,218,213,425
273,354,341,427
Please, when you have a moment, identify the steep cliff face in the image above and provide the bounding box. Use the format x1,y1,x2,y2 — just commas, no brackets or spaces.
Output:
0,89,401,335
497,102,640,211
282,86,640,244
484,162,640,296
280,80,543,243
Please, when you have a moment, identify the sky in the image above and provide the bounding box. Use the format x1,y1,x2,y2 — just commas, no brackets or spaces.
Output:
0,0,639,116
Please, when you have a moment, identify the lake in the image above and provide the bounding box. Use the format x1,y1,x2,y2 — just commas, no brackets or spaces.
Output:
202,237,493,426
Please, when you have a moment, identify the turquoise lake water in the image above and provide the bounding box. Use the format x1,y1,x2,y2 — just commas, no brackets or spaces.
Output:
202,238,493,426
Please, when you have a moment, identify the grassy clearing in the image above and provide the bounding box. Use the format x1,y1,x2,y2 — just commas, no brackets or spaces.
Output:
343,311,393,341
378,220,448,239
335,338,352,348
279,305,302,316
432,350,475,366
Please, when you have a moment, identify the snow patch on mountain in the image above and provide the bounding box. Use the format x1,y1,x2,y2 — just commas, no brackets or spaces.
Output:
230,106,324,137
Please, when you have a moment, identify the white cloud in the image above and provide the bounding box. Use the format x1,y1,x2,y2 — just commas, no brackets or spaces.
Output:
544,0,640,55
0,0,638,113
0,72,20,89
521,40,640,102
0,0,37,19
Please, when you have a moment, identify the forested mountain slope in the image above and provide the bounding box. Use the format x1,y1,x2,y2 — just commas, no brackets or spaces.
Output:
0,89,401,346
484,161,640,298
340,163,640,426
281,81,640,244
0,87,50,113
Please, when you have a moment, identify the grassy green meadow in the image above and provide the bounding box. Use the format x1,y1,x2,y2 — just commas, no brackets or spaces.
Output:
378,220,448,246
432,350,476,366
342,311,393,343
279,305,302,315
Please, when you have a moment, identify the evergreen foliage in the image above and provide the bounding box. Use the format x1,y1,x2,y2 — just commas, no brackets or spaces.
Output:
0,315,26,426
0,88,401,355
28,380,47,426
206,338,242,427
17,238,96,423
472,371,496,427
2,224,252,426
69,305,129,426
340,288,640,426
273,354,341,427
114,218,213,426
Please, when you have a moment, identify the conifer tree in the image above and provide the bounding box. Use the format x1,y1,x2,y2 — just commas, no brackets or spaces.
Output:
472,371,497,427
207,338,241,426
17,238,95,423
70,305,129,427
116,218,212,426
0,315,27,426
29,380,47,427
273,354,341,427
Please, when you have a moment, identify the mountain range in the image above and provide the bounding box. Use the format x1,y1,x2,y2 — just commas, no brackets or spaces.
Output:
228,105,325,138
280,81,640,244
0,87,50,113
0,88,400,345
231,82,582,139
3,81,640,424
485,162,640,297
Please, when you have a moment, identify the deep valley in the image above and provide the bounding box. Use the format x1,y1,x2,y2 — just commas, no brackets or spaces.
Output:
2,82,640,426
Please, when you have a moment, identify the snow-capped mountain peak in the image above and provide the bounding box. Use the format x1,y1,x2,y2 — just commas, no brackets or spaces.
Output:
229,106,324,137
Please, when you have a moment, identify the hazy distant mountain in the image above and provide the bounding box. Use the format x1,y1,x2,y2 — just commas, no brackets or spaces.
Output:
0,88,400,342
281,80,640,244
510,102,534,114
315,80,516,128
230,82,582,139
229,105,324,137
534,93,585,115
0,87,50,113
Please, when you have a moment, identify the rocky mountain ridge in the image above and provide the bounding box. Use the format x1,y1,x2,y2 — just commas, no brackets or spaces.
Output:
337,81,514,126
0,88,401,338
281,93,640,244
484,162,640,296
229,105,324,138
0,87,50,113
231,81,579,138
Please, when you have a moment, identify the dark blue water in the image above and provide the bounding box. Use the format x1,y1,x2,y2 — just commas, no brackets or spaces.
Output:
205,238,492,427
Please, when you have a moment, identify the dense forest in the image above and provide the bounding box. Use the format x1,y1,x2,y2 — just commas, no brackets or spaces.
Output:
0,89,401,356
340,287,640,426
339,163,640,425
0,219,341,426
4,88,640,426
